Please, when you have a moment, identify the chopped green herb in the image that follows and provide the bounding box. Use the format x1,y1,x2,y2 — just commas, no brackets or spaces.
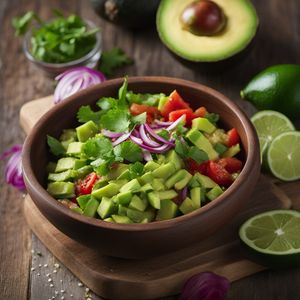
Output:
114,141,143,163
131,113,147,126
91,158,111,176
96,97,117,110
47,135,66,156
157,129,170,141
98,48,133,76
205,113,219,125
100,109,130,133
77,105,103,125
83,136,113,160
128,162,144,179
126,92,165,107
175,139,190,159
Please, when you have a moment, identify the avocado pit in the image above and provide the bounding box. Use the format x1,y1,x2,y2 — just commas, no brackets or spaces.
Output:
180,0,226,36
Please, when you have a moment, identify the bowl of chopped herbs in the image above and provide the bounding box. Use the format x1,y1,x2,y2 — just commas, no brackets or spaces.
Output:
13,10,102,77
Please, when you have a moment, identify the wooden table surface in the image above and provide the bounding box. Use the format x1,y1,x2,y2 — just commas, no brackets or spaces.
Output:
0,0,299,299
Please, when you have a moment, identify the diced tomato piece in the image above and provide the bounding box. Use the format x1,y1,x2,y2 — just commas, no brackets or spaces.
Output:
218,157,243,174
169,108,194,126
206,161,233,187
194,106,208,118
227,128,240,147
186,158,209,175
130,103,159,124
77,172,98,195
70,197,78,204
161,90,190,118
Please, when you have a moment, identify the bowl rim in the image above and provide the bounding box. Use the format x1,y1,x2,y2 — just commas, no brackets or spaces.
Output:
22,19,102,68
22,76,260,232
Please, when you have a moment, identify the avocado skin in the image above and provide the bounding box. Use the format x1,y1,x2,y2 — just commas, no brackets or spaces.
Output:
90,0,161,29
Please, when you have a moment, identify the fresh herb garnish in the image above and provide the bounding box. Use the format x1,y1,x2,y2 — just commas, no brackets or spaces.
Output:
126,92,165,107
114,141,143,163
77,106,103,125
47,135,65,156
96,97,117,110
205,113,219,125
83,136,113,160
101,109,130,133
13,11,99,64
128,162,144,179
99,48,133,76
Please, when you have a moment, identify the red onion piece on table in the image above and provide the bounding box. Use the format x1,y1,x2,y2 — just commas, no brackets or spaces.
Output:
0,144,25,191
54,67,106,104
180,272,230,300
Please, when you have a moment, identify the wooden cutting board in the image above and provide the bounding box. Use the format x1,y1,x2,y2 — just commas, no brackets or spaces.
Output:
20,97,294,300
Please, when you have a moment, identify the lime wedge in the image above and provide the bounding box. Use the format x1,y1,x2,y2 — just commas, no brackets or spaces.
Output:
267,131,300,181
251,110,295,159
239,210,300,267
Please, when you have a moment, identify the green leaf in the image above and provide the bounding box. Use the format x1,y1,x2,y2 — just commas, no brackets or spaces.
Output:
91,158,110,176
131,113,146,125
12,11,41,36
118,76,128,106
157,129,170,141
77,106,103,125
83,136,113,160
47,135,65,156
214,143,228,155
113,141,143,163
99,48,133,76
96,97,117,110
128,162,144,179
175,139,189,159
126,92,165,107
100,109,130,132
188,147,209,164
205,113,219,125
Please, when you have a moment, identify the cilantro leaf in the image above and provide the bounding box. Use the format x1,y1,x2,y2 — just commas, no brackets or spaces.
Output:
12,11,41,36
188,147,209,164
101,109,130,132
96,97,117,110
83,136,113,160
205,113,219,125
118,76,128,107
128,162,144,179
126,92,165,107
77,105,103,125
175,139,190,159
91,158,111,176
131,112,146,126
99,48,133,76
47,135,65,156
157,129,170,141
113,141,143,163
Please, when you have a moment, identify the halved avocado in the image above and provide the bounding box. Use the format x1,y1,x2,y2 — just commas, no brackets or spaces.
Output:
157,0,259,62
91,0,161,29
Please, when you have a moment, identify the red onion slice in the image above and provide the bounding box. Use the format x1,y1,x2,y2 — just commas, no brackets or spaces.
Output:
142,150,153,162
144,124,175,146
139,125,161,147
166,115,186,131
102,129,123,139
112,132,132,147
154,120,172,126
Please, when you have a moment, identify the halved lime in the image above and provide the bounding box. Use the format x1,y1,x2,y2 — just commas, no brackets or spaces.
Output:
267,131,300,181
251,110,295,159
239,210,300,268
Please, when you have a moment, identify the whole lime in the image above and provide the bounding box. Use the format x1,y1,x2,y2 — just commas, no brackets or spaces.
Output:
241,64,300,119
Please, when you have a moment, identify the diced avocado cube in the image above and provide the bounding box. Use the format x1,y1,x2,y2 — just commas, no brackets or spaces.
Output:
118,205,128,216
109,179,129,189
105,163,130,180
158,96,169,111
214,143,228,155
55,157,77,172
144,161,160,172
120,179,141,193
152,178,165,191
103,217,114,223
117,169,131,180
158,189,178,200
77,194,91,210
92,183,119,199
139,183,153,193
189,176,201,188
47,182,75,198
83,197,99,217
221,144,241,158
206,185,223,201
111,215,133,224
156,199,179,220
190,187,202,208
97,197,116,219
165,169,190,189
46,162,57,173
76,121,98,142
60,129,77,141
147,192,160,209
61,139,74,151
179,197,197,215
73,159,87,170
192,117,216,134
71,207,83,214
144,208,156,222
194,172,217,189
141,218,150,223
115,191,132,205
126,208,148,223
186,129,218,160
174,172,193,190
129,195,148,212
166,150,184,170
157,154,166,164
48,169,77,182
75,165,93,179
139,172,154,185
66,142,84,156
92,180,108,191
152,162,176,179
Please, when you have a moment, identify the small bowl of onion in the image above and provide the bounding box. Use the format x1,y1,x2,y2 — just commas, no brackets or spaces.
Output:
22,19,102,78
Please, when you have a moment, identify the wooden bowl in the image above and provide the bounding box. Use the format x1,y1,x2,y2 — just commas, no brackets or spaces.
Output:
22,77,260,259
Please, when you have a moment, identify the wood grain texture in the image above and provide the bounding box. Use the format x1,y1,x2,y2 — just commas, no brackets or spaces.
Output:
23,177,291,300
0,0,299,299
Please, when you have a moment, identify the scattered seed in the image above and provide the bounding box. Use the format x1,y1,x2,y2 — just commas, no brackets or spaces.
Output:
61,297,64,300
37,273,40,276
60,290,65,293
48,278,52,282
39,264,42,268
31,250,35,254
60,279,63,283
46,273,50,277
44,264,48,267
50,284,54,288
31,267,35,271
70,295,73,297
54,263,60,268
55,291,59,295
85,288,90,292
78,282,83,287
53,269,57,274
86,298,92,300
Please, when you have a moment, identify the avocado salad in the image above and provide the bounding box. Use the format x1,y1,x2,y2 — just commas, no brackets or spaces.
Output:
46,78,243,224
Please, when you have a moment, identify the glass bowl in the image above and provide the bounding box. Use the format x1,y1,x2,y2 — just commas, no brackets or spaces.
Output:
23,20,102,78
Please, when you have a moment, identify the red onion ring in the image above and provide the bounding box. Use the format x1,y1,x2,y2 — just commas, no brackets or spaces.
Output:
101,129,123,139
144,124,175,146
139,125,161,147
166,115,186,131
112,132,132,147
